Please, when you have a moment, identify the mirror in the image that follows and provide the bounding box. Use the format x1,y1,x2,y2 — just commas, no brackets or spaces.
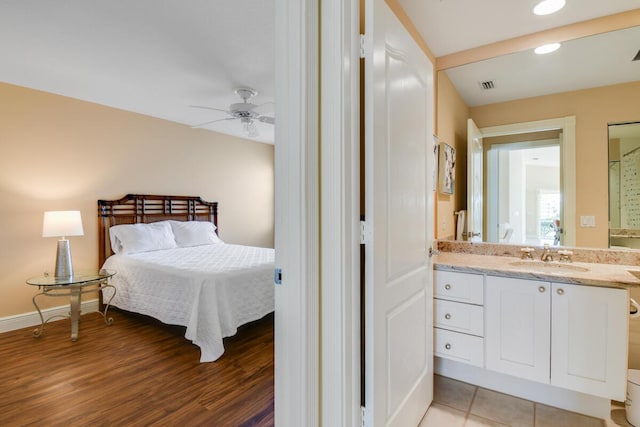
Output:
437,25,640,248
609,122,640,249
463,117,575,247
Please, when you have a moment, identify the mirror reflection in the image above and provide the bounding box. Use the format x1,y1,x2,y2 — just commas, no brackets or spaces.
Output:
436,25,640,249
609,122,640,249
485,134,561,246
463,117,576,247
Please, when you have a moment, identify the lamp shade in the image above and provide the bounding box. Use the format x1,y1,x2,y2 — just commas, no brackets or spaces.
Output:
42,211,84,238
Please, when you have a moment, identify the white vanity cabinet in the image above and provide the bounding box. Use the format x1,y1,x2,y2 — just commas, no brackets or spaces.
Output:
550,283,628,400
485,275,629,400
434,270,484,367
485,276,551,383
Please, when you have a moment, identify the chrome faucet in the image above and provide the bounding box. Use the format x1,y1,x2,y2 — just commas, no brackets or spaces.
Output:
541,244,554,262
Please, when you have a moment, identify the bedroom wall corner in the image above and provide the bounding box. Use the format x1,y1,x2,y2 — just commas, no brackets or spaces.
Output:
0,82,274,319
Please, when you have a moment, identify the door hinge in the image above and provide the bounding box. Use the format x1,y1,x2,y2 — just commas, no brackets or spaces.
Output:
274,268,282,285
360,220,370,244
359,34,367,59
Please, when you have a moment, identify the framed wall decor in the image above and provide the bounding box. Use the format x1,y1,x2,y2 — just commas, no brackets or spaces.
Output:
439,142,456,195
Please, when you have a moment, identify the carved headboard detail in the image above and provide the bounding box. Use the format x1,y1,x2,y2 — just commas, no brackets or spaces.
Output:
97,194,218,266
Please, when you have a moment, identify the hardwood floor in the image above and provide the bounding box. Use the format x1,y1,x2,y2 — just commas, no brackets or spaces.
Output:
0,310,274,427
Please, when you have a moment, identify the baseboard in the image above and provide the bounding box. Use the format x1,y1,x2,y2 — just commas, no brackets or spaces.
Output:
0,299,99,333
435,356,612,419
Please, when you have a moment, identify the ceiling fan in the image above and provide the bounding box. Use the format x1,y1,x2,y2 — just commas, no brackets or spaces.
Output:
190,87,275,138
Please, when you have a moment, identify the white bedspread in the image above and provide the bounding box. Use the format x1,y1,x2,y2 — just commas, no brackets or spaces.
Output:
101,244,274,362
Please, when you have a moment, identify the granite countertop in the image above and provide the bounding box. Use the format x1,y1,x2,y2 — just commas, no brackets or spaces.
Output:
434,252,640,289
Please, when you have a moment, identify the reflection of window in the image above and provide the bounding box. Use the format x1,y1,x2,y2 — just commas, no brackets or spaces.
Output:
538,191,560,240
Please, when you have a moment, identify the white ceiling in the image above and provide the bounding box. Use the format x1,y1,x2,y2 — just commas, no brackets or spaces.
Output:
398,0,640,107
522,145,560,168
445,26,640,107
0,1,275,143
0,1,638,141
398,0,640,57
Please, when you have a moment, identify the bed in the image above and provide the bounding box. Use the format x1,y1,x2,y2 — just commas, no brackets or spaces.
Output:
97,194,274,362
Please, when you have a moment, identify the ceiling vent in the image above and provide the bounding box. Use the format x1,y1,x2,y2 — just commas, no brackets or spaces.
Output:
634,49,640,61
479,80,496,90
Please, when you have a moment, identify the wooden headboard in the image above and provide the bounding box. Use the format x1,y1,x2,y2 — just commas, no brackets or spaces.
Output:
97,194,218,266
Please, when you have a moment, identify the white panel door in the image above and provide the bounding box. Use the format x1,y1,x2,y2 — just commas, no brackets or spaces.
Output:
467,119,483,241
364,0,434,425
485,276,551,384
551,283,629,400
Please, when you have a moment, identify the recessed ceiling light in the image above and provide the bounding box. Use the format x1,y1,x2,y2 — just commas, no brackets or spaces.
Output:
533,0,566,16
534,43,561,54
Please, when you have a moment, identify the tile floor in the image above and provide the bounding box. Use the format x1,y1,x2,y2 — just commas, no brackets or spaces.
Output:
419,375,635,427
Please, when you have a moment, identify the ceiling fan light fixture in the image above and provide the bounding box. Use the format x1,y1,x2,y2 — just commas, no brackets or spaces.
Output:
533,0,566,16
241,117,258,137
534,42,561,55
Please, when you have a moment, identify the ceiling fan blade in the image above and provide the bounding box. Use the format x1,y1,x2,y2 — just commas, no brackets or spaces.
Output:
254,101,275,111
189,105,231,114
257,115,275,125
191,117,237,128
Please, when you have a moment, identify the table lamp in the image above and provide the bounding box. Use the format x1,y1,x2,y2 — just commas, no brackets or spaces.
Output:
42,210,84,278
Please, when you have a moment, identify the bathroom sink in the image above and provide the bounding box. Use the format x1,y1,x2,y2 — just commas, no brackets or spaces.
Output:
508,261,589,274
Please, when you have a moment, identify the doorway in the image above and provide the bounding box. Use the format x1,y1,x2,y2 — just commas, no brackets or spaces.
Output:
485,140,561,245
467,116,576,246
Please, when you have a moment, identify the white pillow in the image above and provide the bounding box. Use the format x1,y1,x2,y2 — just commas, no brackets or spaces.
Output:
109,221,177,254
169,220,223,247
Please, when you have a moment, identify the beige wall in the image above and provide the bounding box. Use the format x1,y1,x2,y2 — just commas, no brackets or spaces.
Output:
436,72,469,239
470,80,640,248
0,82,274,318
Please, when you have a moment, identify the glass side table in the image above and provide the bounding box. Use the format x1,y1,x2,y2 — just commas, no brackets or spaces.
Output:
26,269,116,341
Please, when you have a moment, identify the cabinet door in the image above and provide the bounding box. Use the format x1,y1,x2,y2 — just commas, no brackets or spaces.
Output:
551,284,629,401
485,276,551,383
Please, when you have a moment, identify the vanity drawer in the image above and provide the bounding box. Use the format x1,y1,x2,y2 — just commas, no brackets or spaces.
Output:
434,270,484,305
434,299,484,337
434,327,484,367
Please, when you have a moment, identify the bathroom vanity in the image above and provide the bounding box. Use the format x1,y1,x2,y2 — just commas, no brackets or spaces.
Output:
433,248,640,419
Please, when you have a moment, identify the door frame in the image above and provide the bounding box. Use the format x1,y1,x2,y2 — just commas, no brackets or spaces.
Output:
485,139,561,244
274,0,320,425
275,0,362,426
479,116,576,246
320,0,362,426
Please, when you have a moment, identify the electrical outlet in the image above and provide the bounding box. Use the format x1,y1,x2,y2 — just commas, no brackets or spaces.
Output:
580,215,596,227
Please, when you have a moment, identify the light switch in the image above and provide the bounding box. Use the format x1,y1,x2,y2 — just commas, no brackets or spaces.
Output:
580,215,596,227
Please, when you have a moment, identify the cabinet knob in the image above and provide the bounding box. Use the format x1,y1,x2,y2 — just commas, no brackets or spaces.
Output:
444,343,451,350
444,313,451,320
538,286,546,293
444,284,451,290
557,288,564,295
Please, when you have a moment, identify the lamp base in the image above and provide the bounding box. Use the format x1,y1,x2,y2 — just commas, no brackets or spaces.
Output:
55,239,74,278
